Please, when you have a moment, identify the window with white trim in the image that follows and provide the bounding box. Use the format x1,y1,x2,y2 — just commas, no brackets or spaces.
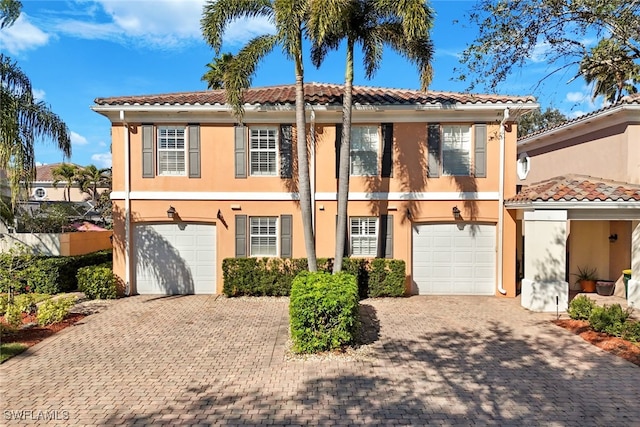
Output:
33,187,46,199
350,126,379,176
158,126,186,175
350,217,378,257
442,125,471,176
250,217,277,256
250,127,278,176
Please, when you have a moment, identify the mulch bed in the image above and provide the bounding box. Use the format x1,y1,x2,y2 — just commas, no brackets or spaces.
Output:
1,313,86,348
553,319,640,367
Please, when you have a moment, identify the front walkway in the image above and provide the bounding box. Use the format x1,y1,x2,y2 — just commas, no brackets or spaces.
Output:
1,295,639,426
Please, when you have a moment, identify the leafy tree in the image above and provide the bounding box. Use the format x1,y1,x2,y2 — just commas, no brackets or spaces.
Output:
517,107,568,138
457,0,640,96
77,164,111,203
202,52,235,89
51,163,80,202
202,0,318,271
308,0,434,272
1,1,71,208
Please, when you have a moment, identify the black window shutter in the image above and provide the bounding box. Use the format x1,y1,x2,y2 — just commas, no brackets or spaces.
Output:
335,124,342,179
142,124,154,178
279,124,293,178
280,214,292,258
188,124,201,178
234,125,247,179
474,124,487,178
381,123,393,177
378,214,394,258
235,215,247,258
427,123,441,178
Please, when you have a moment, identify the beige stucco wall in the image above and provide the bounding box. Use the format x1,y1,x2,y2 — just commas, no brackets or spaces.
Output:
568,220,610,284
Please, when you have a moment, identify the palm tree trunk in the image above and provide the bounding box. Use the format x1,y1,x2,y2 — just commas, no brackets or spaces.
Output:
333,40,354,274
294,34,317,272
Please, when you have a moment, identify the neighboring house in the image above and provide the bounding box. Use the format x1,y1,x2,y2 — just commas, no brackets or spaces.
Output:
508,93,640,311
92,83,537,296
28,163,91,202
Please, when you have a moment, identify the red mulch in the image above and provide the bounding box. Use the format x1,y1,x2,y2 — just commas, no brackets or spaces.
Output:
1,313,86,348
553,319,640,367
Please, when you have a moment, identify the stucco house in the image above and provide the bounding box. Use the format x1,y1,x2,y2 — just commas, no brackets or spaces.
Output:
508,93,640,311
92,83,537,296
29,163,107,203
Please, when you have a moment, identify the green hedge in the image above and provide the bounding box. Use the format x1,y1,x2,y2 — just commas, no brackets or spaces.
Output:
0,250,112,294
77,263,116,300
289,271,359,353
222,257,405,298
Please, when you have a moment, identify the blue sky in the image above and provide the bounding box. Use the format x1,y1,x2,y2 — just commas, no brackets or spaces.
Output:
3,0,600,168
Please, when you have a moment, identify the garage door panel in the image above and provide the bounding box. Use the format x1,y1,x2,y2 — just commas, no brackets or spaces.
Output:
135,223,216,295
413,223,496,295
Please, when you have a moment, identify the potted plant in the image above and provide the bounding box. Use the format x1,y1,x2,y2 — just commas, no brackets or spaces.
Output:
573,266,598,293
595,280,615,296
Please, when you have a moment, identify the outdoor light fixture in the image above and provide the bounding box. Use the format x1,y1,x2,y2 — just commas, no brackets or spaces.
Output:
609,233,618,243
452,206,461,219
167,206,176,219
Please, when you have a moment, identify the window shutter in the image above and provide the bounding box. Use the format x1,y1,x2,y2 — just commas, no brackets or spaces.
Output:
280,214,292,258
474,124,487,178
142,124,154,178
234,125,247,179
279,124,293,179
188,124,201,178
427,123,441,178
381,123,393,177
235,215,247,258
335,124,342,179
377,214,394,258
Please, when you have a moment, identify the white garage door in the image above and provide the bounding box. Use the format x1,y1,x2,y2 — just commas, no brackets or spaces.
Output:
413,223,496,295
134,223,216,294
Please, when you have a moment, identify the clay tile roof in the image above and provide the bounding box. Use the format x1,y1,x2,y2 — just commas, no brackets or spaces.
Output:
94,82,536,107
507,174,640,204
35,163,81,182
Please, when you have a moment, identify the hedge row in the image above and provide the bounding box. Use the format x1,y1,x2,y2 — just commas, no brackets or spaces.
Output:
290,271,360,353
77,262,117,300
568,295,640,343
0,250,112,294
222,257,405,298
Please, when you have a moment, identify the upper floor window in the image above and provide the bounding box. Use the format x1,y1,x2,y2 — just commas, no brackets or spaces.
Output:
350,126,379,176
158,126,186,176
442,125,471,176
250,127,278,176
250,216,277,256
350,217,378,257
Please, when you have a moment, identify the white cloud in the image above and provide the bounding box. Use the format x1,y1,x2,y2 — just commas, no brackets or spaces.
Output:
569,110,586,118
0,13,49,54
70,131,89,146
91,153,112,168
566,91,589,103
32,88,46,101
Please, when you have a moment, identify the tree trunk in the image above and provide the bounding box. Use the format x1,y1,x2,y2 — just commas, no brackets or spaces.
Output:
294,30,317,272
333,40,354,274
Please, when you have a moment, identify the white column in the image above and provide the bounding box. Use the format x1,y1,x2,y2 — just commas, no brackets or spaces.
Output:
628,221,640,308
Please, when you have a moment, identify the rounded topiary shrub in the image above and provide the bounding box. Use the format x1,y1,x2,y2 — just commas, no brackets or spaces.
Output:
289,271,359,354
567,295,596,320
77,264,116,300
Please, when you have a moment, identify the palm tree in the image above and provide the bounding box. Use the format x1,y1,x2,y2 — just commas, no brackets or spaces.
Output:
1,0,71,208
202,0,318,271
202,52,235,89
77,165,112,203
51,163,80,202
308,0,434,272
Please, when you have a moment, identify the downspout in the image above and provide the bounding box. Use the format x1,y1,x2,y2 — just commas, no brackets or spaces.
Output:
120,110,131,296
310,108,316,232
497,108,510,295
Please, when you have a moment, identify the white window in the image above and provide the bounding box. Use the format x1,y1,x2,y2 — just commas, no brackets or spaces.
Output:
250,127,278,176
33,187,46,199
442,125,471,176
350,126,379,176
350,217,378,257
158,126,186,175
250,217,277,256
517,152,530,179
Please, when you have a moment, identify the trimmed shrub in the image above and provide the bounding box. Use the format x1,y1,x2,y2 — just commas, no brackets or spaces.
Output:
289,271,359,353
367,259,406,298
36,296,76,326
13,293,37,314
621,321,640,343
0,294,8,316
77,263,116,300
588,304,630,336
567,295,596,320
4,303,22,328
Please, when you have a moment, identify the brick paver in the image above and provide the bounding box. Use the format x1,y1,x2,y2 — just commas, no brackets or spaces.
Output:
1,295,639,426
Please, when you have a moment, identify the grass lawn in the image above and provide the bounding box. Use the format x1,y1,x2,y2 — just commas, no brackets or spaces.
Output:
0,342,28,363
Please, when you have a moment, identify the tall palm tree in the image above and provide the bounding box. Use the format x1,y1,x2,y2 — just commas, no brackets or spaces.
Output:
202,0,318,271
308,0,434,272
51,163,80,202
202,52,235,89
1,0,71,208
77,165,112,203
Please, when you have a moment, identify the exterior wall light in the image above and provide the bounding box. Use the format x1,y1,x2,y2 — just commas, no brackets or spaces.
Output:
167,206,176,219
609,233,618,243
452,206,461,219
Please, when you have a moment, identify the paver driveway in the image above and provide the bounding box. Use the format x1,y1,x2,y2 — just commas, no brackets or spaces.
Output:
1,295,639,426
